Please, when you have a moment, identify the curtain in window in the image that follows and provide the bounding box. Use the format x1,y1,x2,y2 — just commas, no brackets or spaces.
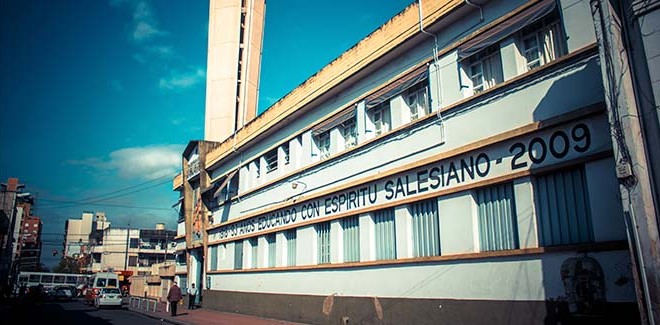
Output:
535,166,593,246
209,245,218,270
286,229,296,266
411,199,440,257
233,240,243,270
374,208,396,260
342,216,360,262
365,64,428,110
476,183,519,251
250,238,258,268
267,234,276,268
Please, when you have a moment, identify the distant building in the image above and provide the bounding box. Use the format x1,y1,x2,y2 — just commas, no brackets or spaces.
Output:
63,211,110,258
87,223,176,275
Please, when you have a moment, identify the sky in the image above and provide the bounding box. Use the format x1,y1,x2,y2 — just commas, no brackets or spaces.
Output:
0,0,413,270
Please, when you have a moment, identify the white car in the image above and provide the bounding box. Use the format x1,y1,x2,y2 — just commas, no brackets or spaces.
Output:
94,288,123,309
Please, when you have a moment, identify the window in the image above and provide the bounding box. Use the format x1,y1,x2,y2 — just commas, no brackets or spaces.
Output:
520,13,565,71
406,82,429,121
129,238,139,248
286,229,296,266
234,240,243,270
476,183,519,251
250,237,258,268
374,208,396,260
316,222,331,264
535,166,593,246
370,102,391,136
410,199,440,257
466,45,503,94
342,216,360,262
267,233,276,268
315,131,331,159
128,256,138,266
209,245,218,271
341,120,357,149
264,149,278,173
282,142,290,165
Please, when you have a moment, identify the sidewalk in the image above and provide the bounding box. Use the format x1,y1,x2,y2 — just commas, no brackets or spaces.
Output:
127,299,308,325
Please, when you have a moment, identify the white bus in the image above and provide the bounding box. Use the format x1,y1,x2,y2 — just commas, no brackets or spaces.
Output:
16,271,90,295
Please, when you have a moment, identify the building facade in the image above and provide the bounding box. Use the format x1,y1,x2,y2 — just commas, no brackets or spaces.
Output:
63,211,110,258
173,0,659,323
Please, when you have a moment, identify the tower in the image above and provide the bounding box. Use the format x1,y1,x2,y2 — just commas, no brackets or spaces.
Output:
204,0,265,142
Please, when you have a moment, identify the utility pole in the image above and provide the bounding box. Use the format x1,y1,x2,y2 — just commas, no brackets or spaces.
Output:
591,1,660,323
123,222,130,271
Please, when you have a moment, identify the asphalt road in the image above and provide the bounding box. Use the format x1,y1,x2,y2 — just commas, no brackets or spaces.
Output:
3,297,165,324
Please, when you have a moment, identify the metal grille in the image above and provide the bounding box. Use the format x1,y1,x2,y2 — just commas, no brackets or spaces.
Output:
476,183,519,251
535,166,593,246
411,199,440,257
316,222,331,264
374,208,396,260
342,216,360,262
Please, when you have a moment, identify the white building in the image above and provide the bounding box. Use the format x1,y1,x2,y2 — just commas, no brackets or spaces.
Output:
63,211,109,257
173,0,654,323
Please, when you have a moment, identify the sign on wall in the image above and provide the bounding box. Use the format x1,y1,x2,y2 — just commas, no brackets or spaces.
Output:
211,115,611,242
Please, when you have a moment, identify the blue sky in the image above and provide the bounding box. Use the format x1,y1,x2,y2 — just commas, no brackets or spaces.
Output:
0,0,412,269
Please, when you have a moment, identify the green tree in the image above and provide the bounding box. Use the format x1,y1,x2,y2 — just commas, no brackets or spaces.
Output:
52,257,81,273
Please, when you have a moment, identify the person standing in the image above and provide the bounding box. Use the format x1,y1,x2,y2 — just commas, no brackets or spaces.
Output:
166,281,183,317
187,283,197,310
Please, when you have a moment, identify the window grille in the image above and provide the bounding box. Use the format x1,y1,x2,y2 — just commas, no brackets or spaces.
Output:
267,233,276,268
374,208,396,260
265,149,278,173
250,237,258,268
316,222,331,264
233,240,243,270
286,229,296,266
209,245,218,270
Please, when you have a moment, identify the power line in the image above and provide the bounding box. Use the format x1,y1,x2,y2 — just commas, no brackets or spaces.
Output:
38,199,173,211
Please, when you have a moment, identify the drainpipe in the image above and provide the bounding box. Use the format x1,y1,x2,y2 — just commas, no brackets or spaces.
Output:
464,0,483,21
418,0,445,129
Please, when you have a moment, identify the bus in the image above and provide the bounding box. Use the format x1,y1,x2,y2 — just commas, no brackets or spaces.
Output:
16,271,91,296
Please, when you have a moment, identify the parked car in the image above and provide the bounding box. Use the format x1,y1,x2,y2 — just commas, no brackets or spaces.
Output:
94,288,123,309
54,285,76,301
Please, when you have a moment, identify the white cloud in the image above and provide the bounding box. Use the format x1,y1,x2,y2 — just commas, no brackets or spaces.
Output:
159,68,205,90
133,21,165,41
68,145,184,180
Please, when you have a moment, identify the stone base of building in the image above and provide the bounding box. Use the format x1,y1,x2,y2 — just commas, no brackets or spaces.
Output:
201,290,640,324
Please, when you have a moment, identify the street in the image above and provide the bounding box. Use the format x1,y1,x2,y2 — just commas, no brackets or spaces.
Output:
1,298,165,325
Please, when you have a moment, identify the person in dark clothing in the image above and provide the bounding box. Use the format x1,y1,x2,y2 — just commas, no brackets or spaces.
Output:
166,281,183,316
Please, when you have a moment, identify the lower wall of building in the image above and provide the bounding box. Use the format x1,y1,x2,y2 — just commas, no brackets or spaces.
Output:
201,290,639,324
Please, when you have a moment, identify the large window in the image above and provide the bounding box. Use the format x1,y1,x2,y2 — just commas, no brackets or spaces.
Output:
264,148,278,173
267,233,276,268
406,82,429,121
316,222,331,264
315,131,331,159
476,183,519,251
128,256,138,267
466,44,503,95
129,238,139,248
374,208,396,260
535,166,593,246
234,240,243,270
410,199,440,257
341,120,357,149
370,102,391,136
286,229,296,266
342,216,360,262
520,13,565,71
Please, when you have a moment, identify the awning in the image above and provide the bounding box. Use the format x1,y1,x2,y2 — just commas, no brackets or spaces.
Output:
457,0,556,59
365,64,428,109
212,169,238,198
311,108,356,135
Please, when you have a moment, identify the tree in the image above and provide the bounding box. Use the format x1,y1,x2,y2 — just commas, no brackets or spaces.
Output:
52,257,81,274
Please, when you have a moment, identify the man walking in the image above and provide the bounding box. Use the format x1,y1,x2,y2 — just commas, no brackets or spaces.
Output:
167,281,183,317
187,283,197,309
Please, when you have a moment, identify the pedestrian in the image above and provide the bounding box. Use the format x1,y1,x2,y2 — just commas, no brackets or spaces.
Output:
187,283,197,310
166,281,183,317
